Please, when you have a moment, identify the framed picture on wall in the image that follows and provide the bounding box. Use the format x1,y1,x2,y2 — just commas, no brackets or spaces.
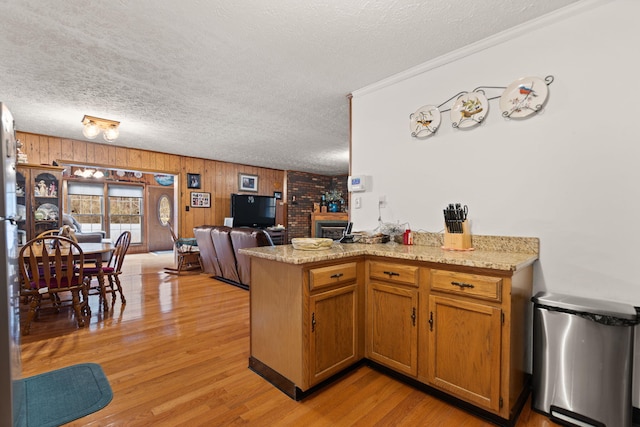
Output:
190,192,211,208
273,191,282,200
187,173,201,189
238,173,258,192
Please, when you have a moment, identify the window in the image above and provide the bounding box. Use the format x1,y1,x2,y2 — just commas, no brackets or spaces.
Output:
108,185,144,244
67,182,104,233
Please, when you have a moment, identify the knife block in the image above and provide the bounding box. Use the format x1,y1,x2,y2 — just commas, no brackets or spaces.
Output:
443,220,472,250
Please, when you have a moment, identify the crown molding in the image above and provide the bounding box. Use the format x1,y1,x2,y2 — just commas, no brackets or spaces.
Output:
351,0,607,98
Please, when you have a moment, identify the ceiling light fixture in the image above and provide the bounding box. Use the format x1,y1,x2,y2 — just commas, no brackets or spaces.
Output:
73,168,105,179
81,115,120,142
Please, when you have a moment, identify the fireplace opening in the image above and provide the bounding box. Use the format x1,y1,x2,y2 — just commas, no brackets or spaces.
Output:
314,220,348,239
320,226,346,240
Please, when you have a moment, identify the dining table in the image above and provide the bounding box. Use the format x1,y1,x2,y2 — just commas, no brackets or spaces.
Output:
20,240,115,312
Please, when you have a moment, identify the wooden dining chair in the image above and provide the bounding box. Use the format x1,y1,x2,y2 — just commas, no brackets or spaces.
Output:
18,235,90,335
35,226,78,243
84,231,132,310
164,222,202,275
34,229,59,239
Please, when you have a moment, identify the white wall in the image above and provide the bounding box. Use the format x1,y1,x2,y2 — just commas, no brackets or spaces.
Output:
351,0,640,405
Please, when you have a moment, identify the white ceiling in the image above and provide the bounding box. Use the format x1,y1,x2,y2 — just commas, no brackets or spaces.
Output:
0,0,580,175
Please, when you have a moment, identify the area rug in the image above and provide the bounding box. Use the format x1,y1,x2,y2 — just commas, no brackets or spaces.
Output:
15,363,113,427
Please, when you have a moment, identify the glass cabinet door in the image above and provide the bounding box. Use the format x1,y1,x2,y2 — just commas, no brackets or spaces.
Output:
32,172,60,237
16,171,27,245
16,164,64,243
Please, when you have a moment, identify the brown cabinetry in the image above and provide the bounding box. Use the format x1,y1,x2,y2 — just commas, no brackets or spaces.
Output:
427,294,502,412
309,283,358,384
249,257,364,398
16,164,64,244
248,248,535,422
421,268,532,420
366,260,419,377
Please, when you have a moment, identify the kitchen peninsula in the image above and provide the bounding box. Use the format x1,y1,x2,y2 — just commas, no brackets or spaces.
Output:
241,234,538,426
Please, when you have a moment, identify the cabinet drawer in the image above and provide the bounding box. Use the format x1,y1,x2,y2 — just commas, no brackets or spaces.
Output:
431,270,502,302
369,261,419,287
309,262,358,291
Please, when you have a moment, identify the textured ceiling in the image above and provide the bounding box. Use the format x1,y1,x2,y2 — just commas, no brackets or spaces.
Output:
0,0,580,175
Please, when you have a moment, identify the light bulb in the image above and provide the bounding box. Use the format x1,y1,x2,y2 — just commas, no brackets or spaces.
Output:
103,124,119,142
82,121,100,139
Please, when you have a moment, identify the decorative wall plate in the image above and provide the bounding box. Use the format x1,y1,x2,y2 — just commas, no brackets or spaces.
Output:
154,174,175,186
500,76,549,118
450,92,488,129
36,203,59,220
410,105,441,137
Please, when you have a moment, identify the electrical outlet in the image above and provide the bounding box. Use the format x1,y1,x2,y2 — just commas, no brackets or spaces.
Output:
379,195,386,208
354,197,361,209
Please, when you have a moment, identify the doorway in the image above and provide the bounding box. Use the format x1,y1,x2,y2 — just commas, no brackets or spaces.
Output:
147,185,174,252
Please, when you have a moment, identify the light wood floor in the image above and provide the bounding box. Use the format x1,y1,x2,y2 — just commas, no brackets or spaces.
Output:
20,253,560,427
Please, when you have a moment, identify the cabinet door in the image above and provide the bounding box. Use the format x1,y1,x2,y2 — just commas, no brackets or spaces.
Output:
428,295,502,412
309,284,358,385
32,171,62,237
16,170,27,244
367,281,418,376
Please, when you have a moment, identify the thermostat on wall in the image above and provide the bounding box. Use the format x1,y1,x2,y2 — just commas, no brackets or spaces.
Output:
348,175,368,192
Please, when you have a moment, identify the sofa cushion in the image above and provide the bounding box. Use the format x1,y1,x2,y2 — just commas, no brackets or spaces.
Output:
194,225,275,289
63,213,82,232
194,226,222,276
210,226,240,284
230,228,273,286
63,214,106,243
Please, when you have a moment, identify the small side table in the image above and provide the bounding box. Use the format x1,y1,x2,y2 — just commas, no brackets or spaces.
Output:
266,229,288,245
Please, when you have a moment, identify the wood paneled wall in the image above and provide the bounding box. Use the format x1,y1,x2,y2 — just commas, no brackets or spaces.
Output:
17,132,285,239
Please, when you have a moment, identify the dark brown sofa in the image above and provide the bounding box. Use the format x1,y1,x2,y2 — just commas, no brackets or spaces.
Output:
194,225,273,289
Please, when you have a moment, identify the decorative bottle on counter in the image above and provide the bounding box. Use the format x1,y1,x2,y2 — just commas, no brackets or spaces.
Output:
320,194,327,213
403,228,413,245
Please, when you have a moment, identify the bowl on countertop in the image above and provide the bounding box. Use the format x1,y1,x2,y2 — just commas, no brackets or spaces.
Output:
291,238,334,251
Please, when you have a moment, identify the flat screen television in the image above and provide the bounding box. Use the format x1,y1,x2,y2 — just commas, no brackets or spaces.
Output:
230,193,276,228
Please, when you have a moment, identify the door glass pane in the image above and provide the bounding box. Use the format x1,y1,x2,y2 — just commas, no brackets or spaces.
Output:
158,195,171,226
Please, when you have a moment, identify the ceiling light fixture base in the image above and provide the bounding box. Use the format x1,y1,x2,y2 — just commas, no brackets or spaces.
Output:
81,115,120,142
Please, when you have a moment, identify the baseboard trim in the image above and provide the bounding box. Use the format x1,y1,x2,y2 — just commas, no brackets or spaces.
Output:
248,356,363,401
248,356,527,426
366,360,527,427
214,276,249,290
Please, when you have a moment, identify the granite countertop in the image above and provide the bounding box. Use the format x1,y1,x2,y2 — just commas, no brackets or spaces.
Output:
240,234,539,272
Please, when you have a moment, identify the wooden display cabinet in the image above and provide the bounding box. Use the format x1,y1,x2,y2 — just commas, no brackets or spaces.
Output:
16,164,64,243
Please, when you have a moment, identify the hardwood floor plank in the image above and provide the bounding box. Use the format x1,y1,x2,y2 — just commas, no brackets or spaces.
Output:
19,253,559,426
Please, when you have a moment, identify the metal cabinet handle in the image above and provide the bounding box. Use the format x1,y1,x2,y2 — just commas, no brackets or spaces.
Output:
383,271,400,277
330,273,344,279
411,307,416,326
450,281,475,289
429,311,434,331
311,313,316,332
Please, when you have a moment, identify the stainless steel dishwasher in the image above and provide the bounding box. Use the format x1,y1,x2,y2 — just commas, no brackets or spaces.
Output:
532,292,639,427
